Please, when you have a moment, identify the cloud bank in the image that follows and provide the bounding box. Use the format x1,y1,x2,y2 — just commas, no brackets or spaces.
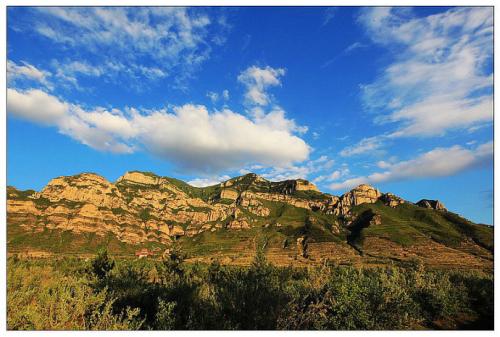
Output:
330,142,493,191
7,88,310,173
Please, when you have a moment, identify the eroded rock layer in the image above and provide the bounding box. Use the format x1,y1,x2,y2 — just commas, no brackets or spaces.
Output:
7,171,493,270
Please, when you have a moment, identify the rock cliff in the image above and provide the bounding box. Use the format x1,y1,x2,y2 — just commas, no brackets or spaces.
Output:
7,171,492,270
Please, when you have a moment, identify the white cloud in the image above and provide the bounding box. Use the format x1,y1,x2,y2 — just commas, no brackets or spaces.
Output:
340,136,386,157
75,108,136,139
238,65,285,106
7,88,310,172
49,59,169,90
188,175,231,187
133,105,310,172
7,60,51,87
344,42,366,54
253,107,308,135
207,90,230,104
376,160,392,169
261,155,334,182
206,91,219,103
330,142,493,191
24,7,226,88
359,7,493,137
313,166,350,184
387,95,492,137
7,88,66,125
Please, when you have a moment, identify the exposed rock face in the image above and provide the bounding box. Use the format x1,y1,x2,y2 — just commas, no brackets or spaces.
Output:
227,219,251,230
380,193,405,208
417,199,447,211
347,184,382,204
117,171,161,185
295,179,319,192
220,189,239,200
279,179,320,195
324,184,381,216
6,172,422,250
41,173,124,208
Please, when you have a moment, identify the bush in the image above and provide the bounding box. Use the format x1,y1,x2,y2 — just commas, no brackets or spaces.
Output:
7,253,494,330
7,257,142,330
91,249,115,280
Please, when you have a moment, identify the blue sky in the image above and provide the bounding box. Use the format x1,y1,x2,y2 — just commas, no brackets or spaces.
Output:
7,7,493,224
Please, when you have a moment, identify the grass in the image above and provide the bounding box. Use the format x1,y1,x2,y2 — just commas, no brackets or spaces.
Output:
350,202,493,252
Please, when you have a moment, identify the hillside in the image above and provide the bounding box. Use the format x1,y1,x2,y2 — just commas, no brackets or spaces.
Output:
7,171,493,270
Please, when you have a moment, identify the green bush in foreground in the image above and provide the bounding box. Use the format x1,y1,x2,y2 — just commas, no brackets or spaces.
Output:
7,252,493,330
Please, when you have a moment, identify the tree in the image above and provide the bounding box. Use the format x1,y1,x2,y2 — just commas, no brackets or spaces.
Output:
91,249,115,280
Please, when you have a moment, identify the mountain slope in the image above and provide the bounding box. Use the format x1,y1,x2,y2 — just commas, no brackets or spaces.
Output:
7,171,493,270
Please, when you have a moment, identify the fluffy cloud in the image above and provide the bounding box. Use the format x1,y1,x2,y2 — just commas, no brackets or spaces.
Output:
7,88,310,172
330,142,493,191
132,105,309,172
253,107,308,135
238,65,285,106
359,7,493,137
7,88,66,125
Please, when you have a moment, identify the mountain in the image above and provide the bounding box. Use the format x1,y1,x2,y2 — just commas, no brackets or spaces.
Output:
7,171,493,270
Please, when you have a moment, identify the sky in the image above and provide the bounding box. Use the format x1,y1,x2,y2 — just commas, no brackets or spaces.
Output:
6,6,493,224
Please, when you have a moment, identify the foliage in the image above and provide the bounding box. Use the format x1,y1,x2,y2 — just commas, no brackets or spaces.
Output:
91,249,115,280
7,256,142,330
7,251,493,330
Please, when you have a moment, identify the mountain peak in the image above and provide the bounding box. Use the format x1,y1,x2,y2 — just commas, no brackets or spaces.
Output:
116,171,161,185
351,183,378,192
291,178,319,192
7,169,492,271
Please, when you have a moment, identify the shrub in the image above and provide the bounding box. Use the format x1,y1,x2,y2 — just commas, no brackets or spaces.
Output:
7,255,494,330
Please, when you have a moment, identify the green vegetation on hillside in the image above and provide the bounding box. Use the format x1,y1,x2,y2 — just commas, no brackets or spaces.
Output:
349,202,494,252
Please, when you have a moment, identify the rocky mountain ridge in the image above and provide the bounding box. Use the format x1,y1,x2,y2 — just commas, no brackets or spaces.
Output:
7,171,493,269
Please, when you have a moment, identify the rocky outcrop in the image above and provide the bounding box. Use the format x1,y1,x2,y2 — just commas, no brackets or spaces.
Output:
417,199,447,211
345,184,382,205
40,173,125,208
297,236,308,258
117,171,161,185
295,179,319,192
380,193,405,208
220,189,239,200
7,171,437,250
279,179,320,195
7,172,492,272
324,184,381,216
227,219,251,230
